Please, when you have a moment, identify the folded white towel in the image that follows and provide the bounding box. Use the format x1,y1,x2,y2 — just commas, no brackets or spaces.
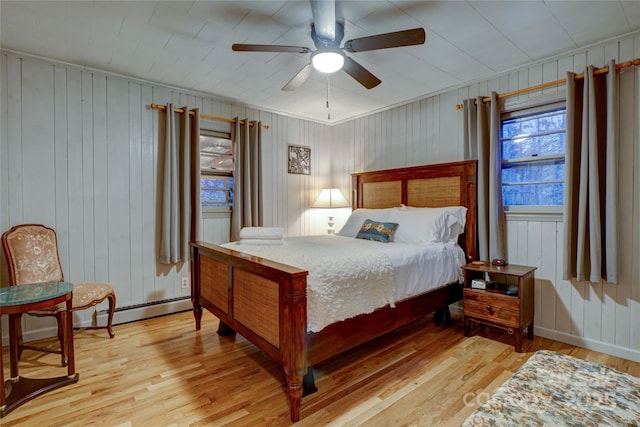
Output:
240,227,284,240
237,238,284,246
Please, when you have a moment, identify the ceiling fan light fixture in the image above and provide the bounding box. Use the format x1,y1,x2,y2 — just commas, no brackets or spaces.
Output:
311,50,344,73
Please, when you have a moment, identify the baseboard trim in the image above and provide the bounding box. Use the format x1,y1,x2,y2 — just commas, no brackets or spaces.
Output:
534,326,640,363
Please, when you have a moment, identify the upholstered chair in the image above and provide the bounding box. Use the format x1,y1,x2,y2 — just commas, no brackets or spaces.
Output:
2,224,116,366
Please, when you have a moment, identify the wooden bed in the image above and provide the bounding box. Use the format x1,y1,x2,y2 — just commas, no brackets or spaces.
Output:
190,160,477,422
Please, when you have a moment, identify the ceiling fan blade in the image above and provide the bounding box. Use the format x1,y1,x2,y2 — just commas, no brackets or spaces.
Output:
342,56,381,90
343,28,426,53
310,0,336,41
282,63,313,91
232,44,311,54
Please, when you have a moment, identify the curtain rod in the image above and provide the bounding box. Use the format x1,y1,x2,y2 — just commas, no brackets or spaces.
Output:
149,103,270,130
455,57,640,110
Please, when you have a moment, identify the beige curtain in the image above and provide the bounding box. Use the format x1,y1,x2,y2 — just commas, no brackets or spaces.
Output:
563,60,618,283
463,92,507,261
230,118,263,241
159,103,202,264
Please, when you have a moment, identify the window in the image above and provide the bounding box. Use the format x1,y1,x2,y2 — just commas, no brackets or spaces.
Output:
200,130,233,212
201,175,233,206
500,102,566,210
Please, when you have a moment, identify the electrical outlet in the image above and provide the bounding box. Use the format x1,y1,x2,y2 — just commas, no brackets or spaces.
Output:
181,277,189,289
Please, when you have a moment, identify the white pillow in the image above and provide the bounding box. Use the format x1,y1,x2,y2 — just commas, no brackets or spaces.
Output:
431,206,467,243
399,205,467,236
389,208,450,244
441,206,467,242
337,208,394,237
390,206,467,244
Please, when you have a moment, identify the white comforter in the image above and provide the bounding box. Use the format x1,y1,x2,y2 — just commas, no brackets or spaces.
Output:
223,235,395,332
222,235,466,333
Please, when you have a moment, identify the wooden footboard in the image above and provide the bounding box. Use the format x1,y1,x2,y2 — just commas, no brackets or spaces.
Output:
191,242,309,421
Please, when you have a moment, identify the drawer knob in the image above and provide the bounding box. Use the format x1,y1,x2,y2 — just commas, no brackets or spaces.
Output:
486,305,491,311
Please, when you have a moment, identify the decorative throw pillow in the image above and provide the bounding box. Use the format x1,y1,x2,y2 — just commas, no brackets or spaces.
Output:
337,208,394,237
355,219,399,243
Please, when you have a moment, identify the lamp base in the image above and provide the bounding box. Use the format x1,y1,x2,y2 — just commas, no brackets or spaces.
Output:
327,216,335,234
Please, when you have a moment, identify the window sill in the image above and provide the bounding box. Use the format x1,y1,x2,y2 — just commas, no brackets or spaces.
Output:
203,209,231,219
505,210,562,222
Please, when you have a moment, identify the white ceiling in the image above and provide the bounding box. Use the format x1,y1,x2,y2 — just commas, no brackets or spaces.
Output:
2,1,640,124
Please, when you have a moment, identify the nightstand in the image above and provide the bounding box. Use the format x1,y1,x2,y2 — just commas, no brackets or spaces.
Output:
462,262,536,353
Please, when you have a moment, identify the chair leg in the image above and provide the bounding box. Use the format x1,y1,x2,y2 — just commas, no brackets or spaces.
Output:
57,311,68,367
9,313,23,377
106,292,116,338
12,313,24,361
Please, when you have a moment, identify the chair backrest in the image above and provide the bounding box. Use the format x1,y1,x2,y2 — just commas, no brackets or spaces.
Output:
2,224,65,285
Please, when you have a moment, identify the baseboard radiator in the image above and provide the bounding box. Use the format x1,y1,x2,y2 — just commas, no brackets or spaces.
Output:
1,297,192,346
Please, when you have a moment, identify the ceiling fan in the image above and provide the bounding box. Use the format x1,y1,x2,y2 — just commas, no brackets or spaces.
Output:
231,0,426,91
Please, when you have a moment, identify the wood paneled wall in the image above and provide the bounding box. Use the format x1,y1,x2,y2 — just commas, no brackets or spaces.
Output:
330,34,640,361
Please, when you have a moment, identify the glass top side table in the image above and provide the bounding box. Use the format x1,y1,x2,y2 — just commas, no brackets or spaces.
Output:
0,282,79,417
0,281,73,307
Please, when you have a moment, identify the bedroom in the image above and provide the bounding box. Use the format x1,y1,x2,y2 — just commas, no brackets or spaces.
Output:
1,0,639,425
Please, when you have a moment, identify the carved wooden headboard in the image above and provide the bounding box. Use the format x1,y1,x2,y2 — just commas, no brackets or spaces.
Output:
351,160,477,261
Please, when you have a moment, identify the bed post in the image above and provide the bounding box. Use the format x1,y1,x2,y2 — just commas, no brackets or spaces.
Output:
191,245,203,331
433,307,452,325
464,163,478,261
281,274,308,422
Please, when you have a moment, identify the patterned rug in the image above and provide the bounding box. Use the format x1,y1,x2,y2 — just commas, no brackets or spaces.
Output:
462,350,640,426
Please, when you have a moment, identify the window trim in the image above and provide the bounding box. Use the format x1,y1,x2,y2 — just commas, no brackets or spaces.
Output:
500,96,566,214
502,92,565,116
504,208,563,222
504,204,563,215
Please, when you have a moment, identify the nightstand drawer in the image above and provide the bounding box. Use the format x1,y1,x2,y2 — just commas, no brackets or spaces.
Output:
463,289,519,309
463,299,520,328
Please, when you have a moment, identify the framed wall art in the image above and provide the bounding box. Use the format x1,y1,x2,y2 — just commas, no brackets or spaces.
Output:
288,145,311,175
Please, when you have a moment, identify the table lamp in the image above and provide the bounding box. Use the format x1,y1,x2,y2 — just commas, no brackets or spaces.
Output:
312,188,350,233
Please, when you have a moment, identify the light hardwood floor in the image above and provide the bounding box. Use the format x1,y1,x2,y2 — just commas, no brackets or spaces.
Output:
2,310,639,426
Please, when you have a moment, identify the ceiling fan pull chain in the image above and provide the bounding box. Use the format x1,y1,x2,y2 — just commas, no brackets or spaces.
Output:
327,75,331,120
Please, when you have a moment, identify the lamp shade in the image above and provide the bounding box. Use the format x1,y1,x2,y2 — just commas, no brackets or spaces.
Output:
312,188,350,208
